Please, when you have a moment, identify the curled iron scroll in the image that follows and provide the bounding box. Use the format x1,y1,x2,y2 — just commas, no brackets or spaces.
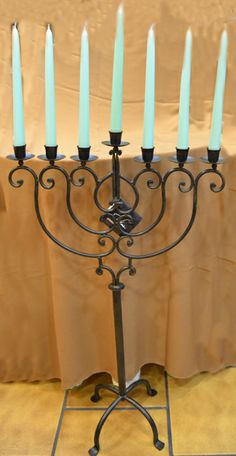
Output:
117,166,196,259
9,164,116,259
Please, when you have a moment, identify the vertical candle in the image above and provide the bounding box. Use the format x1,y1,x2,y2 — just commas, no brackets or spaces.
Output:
142,25,155,149
177,28,192,150
12,23,25,147
208,29,228,151
78,26,90,148
110,4,124,133
45,24,57,147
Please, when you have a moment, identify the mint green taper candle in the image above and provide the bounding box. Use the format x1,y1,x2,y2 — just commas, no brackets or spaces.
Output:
78,26,90,148
209,29,228,150
142,25,155,149
110,4,124,133
12,24,25,147
45,25,57,147
177,28,192,150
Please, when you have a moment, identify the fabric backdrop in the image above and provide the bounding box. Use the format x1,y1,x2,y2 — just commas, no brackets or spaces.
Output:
0,0,236,389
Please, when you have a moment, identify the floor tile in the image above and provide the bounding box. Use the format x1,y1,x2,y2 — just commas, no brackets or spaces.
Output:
168,367,236,455
67,364,166,409
56,408,168,455
0,381,64,455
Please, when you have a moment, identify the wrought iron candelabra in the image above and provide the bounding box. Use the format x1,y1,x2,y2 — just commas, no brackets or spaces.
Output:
8,131,225,455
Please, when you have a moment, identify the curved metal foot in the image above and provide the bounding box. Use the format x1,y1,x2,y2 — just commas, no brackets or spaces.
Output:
91,394,101,403
127,378,158,397
149,388,158,397
88,446,99,456
155,440,165,450
90,383,119,403
91,396,122,452
126,396,164,450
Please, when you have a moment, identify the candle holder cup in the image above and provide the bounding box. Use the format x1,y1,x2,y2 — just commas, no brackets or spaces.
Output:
176,147,189,163
45,145,58,160
14,144,26,159
169,147,194,165
207,148,220,164
134,147,160,164
109,130,122,147
141,147,154,163
38,145,65,163
7,137,225,455
201,149,224,167
78,145,91,161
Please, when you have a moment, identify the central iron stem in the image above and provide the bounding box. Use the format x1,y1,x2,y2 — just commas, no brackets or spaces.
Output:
112,149,121,201
100,148,142,234
110,151,127,395
109,282,126,396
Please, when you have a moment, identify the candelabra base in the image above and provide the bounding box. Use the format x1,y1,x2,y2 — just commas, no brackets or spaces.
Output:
88,378,164,455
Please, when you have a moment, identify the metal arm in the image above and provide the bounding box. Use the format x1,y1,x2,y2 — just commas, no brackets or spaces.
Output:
8,147,225,274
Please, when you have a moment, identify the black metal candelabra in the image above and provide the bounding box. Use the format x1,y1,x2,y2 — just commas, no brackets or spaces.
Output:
7,131,225,455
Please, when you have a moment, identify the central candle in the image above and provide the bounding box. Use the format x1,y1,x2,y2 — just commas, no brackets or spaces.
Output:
78,26,90,148
45,25,57,147
110,4,124,133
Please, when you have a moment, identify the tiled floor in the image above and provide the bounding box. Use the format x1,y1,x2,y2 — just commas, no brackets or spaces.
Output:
0,365,236,455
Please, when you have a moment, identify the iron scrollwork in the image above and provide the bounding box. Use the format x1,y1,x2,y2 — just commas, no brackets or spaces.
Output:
8,148,224,274
8,143,225,455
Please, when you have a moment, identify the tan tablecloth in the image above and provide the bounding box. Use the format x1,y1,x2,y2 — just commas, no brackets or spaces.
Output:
0,0,236,389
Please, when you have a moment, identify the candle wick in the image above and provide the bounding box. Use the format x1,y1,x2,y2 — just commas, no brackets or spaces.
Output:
83,22,88,34
118,3,124,15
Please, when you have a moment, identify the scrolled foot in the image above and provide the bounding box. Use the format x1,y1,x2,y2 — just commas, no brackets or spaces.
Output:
88,446,99,456
90,394,101,403
149,388,158,397
126,379,158,398
155,440,165,450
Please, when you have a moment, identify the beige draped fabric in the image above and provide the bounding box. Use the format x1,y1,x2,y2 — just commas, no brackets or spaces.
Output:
0,0,236,389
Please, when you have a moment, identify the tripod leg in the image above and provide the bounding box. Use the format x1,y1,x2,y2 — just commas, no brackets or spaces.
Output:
126,379,157,397
90,384,119,402
88,396,122,455
126,396,165,450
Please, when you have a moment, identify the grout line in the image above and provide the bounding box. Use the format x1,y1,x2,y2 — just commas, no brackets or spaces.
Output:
65,405,167,411
165,372,174,456
51,389,69,456
176,454,236,456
